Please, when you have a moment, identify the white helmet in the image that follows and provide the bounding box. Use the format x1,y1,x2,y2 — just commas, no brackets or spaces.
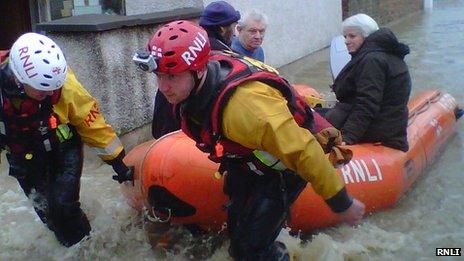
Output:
9,32,67,91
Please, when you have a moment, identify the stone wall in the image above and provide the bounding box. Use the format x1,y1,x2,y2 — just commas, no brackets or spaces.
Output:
342,0,423,25
48,23,162,136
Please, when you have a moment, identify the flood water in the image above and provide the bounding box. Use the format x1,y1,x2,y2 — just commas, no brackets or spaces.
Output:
1,1,463,260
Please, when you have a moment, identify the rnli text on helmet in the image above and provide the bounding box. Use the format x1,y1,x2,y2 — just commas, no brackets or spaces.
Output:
181,32,207,66
17,46,38,79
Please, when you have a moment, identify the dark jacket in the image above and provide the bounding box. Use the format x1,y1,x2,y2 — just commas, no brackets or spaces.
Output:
204,27,233,51
151,30,231,139
325,28,411,151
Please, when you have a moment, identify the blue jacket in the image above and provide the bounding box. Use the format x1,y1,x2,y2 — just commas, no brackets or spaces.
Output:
231,37,265,62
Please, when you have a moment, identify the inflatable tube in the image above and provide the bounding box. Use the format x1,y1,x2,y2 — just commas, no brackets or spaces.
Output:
122,86,460,232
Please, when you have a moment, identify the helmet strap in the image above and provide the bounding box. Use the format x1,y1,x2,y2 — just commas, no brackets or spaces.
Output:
15,81,25,91
12,76,26,94
192,71,202,92
186,69,207,100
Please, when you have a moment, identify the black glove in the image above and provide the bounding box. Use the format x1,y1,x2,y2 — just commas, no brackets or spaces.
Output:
107,150,134,184
112,164,134,184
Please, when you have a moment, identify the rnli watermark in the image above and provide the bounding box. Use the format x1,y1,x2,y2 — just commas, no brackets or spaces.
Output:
436,248,461,256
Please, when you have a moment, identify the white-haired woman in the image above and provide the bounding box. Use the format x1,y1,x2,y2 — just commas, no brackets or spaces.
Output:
325,13,412,152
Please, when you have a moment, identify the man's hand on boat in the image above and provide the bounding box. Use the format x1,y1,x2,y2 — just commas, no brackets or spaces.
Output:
112,165,135,184
338,198,365,225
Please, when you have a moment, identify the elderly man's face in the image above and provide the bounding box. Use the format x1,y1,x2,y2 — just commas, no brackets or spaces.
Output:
237,20,266,51
343,28,364,54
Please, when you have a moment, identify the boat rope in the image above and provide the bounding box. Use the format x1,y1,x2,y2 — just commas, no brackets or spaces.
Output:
408,91,442,126
142,206,172,223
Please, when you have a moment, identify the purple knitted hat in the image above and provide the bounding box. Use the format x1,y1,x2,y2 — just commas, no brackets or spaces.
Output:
199,1,241,27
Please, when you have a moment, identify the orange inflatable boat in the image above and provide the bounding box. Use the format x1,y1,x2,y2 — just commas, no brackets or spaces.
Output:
122,86,461,232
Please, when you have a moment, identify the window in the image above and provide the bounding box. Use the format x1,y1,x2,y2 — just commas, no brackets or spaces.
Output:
37,0,125,22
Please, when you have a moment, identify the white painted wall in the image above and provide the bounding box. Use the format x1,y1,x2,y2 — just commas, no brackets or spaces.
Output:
204,0,342,67
423,0,433,9
125,0,203,15
126,0,342,68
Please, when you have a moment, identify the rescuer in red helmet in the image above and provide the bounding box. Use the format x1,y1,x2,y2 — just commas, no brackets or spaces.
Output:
136,20,365,260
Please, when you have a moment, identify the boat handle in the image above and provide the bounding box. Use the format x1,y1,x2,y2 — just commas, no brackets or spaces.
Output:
143,206,172,223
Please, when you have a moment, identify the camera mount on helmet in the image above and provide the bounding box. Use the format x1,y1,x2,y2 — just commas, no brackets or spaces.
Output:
132,50,158,73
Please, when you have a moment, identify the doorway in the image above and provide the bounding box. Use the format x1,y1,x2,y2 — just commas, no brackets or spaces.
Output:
0,0,32,49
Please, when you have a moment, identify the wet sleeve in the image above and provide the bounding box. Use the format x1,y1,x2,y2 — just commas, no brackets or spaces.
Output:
222,82,352,210
53,70,124,161
341,55,387,144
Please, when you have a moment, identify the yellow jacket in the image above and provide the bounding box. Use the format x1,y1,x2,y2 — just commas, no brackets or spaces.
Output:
222,81,345,200
53,69,123,161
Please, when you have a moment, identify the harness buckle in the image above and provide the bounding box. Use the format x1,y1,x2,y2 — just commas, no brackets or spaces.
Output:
38,126,48,135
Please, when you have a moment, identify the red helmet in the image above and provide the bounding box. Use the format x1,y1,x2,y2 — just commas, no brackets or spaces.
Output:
147,20,211,74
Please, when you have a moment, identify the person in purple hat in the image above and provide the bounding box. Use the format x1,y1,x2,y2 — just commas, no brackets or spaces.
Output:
151,1,241,139
199,1,241,51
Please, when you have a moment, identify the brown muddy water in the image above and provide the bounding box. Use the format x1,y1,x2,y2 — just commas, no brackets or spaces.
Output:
1,1,463,260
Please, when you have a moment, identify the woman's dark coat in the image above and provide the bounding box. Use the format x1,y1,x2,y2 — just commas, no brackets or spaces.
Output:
326,28,411,151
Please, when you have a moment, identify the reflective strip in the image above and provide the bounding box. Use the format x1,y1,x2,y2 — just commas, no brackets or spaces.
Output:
0,121,5,135
93,136,122,156
43,139,52,152
56,124,73,142
252,150,287,171
246,162,265,176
